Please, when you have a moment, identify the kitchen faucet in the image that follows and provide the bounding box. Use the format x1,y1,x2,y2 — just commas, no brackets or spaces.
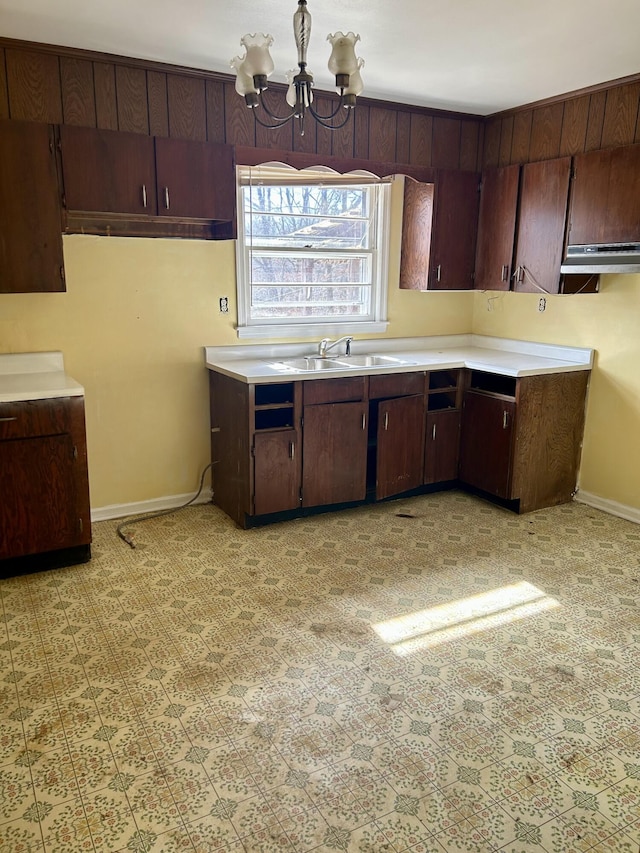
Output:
318,336,353,357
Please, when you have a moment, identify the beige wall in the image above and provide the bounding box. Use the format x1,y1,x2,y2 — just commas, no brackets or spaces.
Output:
0,196,472,510
471,278,640,511
2,183,638,514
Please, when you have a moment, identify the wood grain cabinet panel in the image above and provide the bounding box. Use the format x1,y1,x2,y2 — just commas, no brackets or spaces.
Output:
424,409,460,484
60,125,156,214
0,120,65,293
474,164,520,291
376,394,425,500
399,177,434,290
568,143,640,245
155,137,235,220
0,397,91,563
429,169,479,290
459,391,516,500
302,401,368,507
253,431,300,515
513,157,571,294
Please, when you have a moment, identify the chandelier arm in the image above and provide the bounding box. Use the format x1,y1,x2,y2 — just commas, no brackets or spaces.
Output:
258,90,298,122
309,103,354,130
307,92,346,121
252,109,296,129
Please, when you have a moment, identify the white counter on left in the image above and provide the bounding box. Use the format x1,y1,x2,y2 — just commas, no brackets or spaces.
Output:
0,352,85,403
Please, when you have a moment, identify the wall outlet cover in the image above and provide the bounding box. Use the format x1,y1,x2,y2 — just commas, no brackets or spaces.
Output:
219,297,229,314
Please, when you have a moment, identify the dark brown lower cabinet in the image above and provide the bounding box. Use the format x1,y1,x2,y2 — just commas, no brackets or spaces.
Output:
0,397,91,564
376,394,425,499
253,430,300,516
424,409,461,484
459,391,516,499
459,371,590,511
302,401,368,507
208,367,589,527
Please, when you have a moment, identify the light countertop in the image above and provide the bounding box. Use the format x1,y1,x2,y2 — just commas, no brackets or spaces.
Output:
204,335,593,384
0,352,85,403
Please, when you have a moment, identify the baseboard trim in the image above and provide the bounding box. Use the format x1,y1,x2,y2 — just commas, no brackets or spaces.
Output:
574,490,640,525
91,490,213,523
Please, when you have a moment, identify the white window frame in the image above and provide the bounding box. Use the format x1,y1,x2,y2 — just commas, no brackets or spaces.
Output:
235,163,391,339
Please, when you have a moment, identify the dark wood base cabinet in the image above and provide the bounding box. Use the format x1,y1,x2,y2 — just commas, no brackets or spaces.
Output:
0,397,92,574
459,371,590,512
209,367,589,528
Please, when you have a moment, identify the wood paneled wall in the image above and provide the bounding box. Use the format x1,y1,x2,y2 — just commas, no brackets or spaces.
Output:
483,77,640,168
0,40,483,172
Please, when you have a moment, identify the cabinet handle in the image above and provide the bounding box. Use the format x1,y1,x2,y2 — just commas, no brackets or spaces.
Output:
432,422,436,440
0,416,18,422
141,184,148,208
503,410,509,429
164,187,170,210
517,265,524,283
362,413,366,430
383,412,389,431
436,264,442,282
289,441,295,460
501,265,509,282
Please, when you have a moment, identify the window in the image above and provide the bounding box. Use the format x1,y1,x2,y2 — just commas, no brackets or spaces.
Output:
235,163,391,338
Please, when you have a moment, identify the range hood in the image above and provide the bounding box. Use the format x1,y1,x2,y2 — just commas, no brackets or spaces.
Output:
561,242,640,274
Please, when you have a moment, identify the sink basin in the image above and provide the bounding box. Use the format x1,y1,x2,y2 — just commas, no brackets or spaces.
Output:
268,353,417,372
333,354,417,367
269,357,351,372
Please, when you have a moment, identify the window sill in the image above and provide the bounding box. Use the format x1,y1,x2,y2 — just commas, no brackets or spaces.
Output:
236,321,389,340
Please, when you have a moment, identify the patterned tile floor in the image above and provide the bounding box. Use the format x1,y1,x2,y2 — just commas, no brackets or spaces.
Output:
1,491,640,852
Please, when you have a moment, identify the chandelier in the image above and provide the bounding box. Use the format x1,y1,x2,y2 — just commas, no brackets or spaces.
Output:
230,0,363,136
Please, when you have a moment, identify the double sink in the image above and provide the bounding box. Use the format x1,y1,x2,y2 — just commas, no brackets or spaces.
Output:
268,354,417,373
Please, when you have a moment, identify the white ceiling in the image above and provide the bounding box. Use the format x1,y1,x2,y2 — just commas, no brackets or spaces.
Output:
1,0,639,115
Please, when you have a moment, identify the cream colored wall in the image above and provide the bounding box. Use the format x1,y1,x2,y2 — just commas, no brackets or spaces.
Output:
0,212,472,510
471,277,640,511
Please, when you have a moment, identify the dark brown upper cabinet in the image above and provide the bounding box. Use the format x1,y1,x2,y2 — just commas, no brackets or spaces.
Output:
429,169,480,290
399,177,434,291
59,125,236,238
0,119,65,293
60,125,156,214
567,143,640,246
474,164,520,291
513,157,571,294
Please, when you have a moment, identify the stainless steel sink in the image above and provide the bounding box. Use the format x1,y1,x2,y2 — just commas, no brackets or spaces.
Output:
268,353,417,372
332,354,416,367
269,357,351,372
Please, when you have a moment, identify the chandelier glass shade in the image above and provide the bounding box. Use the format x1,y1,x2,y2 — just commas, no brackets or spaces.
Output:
230,0,363,135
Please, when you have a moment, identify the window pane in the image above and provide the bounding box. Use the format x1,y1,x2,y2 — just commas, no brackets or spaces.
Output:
242,185,370,219
251,284,371,319
245,212,370,249
250,253,371,285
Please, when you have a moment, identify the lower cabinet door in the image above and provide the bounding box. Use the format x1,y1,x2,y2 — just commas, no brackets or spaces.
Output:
376,394,425,500
253,430,300,515
302,401,368,507
459,392,516,499
424,409,461,484
0,435,80,559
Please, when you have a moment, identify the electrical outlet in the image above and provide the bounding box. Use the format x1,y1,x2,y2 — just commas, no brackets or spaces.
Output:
219,296,229,314
538,297,546,312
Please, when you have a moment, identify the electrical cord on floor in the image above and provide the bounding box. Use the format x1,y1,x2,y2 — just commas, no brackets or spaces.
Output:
116,463,213,549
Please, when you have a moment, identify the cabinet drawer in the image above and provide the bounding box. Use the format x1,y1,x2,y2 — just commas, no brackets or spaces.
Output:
369,372,425,399
0,399,70,440
303,376,366,405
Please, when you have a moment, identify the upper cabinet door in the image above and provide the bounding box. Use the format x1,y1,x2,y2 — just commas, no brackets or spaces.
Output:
0,120,65,293
513,157,571,294
568,143,640,245
399,177,434,291
429,170,480,290
60,125,156,214
474,164,520,291
155,138,235,221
